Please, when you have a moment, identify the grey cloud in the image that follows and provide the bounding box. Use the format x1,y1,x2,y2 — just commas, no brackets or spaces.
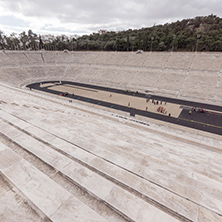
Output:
1,0,222,34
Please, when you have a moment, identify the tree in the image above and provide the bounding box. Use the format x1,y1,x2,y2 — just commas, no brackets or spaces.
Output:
2,14,222,52
104,40,115,51
39,35,44,49
10,33,20,50
27,29,38,50
19,31,28,50
0,30,4,49
212,40,222,51
159,42,167,51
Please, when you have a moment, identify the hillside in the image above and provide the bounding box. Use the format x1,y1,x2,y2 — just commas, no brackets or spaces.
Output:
77,14,222,51
1,14,222,51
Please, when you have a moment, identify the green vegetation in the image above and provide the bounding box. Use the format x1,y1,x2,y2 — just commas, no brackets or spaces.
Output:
1,14,222,51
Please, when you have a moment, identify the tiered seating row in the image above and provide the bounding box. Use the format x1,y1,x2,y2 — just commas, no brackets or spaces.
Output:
123,52,148,67
165,52,194,70
143,52,170,69
1,51,222,105
6,52,30,65
0,51,15,66
180,71,219,100
0,111,179,222
25,52,44,65
2,51,222,71
0,141,107,222
216,73,222,101
0,65,67,87
0,86,222,221
191,53,222,72
106,52,130,66
0,167,47,222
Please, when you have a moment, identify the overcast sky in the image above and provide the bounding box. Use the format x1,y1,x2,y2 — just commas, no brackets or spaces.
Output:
0,0,222,36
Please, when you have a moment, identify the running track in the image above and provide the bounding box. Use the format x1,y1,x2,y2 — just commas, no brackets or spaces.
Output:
27,81,222,136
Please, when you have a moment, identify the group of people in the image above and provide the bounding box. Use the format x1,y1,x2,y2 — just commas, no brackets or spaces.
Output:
157,106,167,114
144,98,169,115
189,107,206,115
125,96,171,116
192,107,206,113
149,99,167,106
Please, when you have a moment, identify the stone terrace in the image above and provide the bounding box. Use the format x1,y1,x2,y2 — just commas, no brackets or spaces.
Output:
0,51,222,105
0,51,222,221
0,84,222,222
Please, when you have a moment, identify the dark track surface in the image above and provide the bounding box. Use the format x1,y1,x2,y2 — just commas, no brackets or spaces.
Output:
27,81,222,136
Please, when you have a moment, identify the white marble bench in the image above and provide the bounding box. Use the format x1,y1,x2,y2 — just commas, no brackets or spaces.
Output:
0,142,106,222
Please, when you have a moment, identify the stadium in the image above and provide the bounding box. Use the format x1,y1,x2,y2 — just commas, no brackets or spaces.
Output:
0,50,222,221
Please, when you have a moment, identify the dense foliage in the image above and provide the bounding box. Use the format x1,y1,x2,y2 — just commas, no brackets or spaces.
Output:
1,14,222,51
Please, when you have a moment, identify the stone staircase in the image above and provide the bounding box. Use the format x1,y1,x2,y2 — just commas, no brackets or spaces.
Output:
0,86,222,221
1,51,222,105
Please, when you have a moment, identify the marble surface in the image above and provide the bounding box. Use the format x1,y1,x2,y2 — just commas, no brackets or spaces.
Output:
0,142,107,222
0,84,222,221
0,51,222,105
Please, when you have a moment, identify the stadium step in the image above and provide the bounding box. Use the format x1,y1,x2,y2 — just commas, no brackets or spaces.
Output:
0,142,107,222
0,111,181,222
2,106,222,197
1,109,222,221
